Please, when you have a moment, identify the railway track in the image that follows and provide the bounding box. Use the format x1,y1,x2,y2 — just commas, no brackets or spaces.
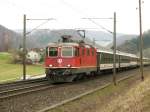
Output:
0,77,47,91
0,78,54,100
0,84,55,100
0,77,46,86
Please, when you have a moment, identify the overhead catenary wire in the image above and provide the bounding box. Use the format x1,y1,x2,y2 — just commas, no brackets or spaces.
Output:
59,0,113,34
26,18,56,35
6,0,113,35
82,18,113,34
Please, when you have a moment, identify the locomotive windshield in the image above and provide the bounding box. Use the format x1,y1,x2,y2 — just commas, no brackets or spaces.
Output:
48,47,58,57
62,47,73,57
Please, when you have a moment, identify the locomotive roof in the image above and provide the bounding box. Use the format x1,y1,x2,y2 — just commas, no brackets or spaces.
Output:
47,42,79,47
47,42,94,48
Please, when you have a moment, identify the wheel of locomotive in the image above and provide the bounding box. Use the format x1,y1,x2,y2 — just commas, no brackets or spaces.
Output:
46,73,49,79
45,69,51,81
90,71,95,77
74,73,85,81
45,73,52,82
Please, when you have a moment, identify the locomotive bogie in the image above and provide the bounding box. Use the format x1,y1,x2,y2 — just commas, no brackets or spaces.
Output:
45,67,97,82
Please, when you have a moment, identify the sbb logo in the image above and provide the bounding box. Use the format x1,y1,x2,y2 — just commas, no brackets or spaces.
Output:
57,59,62,64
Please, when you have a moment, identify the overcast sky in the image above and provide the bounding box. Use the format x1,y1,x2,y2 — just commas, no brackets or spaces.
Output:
0,0,150,34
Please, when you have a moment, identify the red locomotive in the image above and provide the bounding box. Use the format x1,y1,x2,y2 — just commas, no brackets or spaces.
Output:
45,35,97,82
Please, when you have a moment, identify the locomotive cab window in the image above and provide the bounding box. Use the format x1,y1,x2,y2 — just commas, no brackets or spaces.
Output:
46,47,48,56
49,47,58,57
62,47,73,57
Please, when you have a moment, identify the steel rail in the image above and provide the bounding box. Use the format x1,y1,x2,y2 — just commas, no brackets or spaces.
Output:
0,82,54,100
0,77,47,89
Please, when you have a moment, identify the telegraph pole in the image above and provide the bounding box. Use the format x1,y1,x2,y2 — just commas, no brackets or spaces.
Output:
22,15,55,80
139,0,144,81
23,14,26,80
113,12,117,85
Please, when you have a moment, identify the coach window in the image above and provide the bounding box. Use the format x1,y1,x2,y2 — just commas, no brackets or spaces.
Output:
104,53,106,62
101,53,104,63
108,54,110,63
46,47,48,56
49,47,58,57
106,53,109,63
106,54,108,63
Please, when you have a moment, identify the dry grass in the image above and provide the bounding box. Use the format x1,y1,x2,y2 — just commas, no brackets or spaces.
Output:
100,72,150,112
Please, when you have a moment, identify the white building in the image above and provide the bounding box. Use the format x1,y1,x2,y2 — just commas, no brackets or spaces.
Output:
26,50,41,64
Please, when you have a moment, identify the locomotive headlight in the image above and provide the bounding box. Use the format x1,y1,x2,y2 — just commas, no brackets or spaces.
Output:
67,64,71,67
49,64,53,67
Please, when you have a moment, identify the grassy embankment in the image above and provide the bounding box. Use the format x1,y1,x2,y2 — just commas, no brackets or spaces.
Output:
0,52,44,82
49,67,150,112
